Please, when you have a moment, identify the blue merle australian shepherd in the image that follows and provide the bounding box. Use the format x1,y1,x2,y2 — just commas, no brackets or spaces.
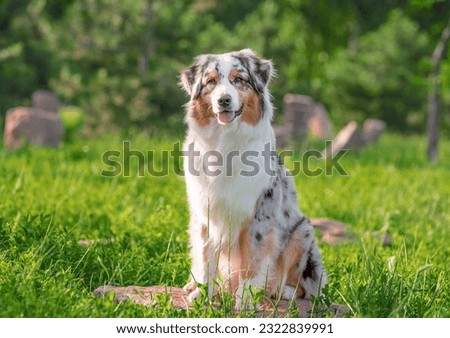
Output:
180,49,326,309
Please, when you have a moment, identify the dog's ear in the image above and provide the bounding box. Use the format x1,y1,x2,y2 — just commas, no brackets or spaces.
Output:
236,49,274,90
255,58,274,87
180,55,207,99
180,64,198,97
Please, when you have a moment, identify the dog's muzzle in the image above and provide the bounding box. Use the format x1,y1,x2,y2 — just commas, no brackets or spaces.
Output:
216,105,243,125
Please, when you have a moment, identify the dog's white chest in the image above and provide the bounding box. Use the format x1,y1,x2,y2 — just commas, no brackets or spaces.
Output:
184,127,274,243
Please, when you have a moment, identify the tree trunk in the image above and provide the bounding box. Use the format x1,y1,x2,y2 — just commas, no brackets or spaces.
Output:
139,2,154,74
427,17,450,163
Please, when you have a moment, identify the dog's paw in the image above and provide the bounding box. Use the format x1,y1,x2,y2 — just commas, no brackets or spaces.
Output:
234,285,260,312
186,287,202,303
234,296,259,312
183,281,197,294
183,282,202,303
280,285,297,300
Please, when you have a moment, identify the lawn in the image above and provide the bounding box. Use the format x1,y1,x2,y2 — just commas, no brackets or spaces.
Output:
0,132,448,317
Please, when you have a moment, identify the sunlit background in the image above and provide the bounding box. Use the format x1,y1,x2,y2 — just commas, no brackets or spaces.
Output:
1,0,449,136
0,0,449,318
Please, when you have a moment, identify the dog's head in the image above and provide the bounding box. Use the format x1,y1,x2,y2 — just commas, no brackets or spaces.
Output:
181,49,274,126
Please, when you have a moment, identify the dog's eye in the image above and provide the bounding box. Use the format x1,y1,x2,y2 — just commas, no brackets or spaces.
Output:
207,78,216,86
234,77,246,84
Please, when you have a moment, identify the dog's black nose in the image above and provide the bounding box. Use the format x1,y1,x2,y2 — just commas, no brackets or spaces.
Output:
218,94,232,108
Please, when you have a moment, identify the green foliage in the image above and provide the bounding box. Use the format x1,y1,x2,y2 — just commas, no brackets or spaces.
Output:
59,106,85,141
1,0,449,133
0,44,36,110
0,133,449,317
322,10,430,131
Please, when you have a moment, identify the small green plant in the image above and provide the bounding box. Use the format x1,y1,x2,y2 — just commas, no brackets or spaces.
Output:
59,106,85,142
153,291,174,316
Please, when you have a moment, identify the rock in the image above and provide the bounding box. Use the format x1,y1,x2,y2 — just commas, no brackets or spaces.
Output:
320,119,386,158
283,94,314,145
321,121,363,159
383,234,392,247
94,285,189,308
4,107,64,149
310,218,351,245
273,125,289,148
309,103,331,138
362,119,386,145
32,90,61,113
93,285,349,318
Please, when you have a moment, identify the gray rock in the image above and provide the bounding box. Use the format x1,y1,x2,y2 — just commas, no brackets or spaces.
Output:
309,103,331,138
283,94,313,145
93,285,349,317
362,119,386,145
4,107,64,149
321,121,363,158
32,90,61,113
273,125,289,148
310,218,352,245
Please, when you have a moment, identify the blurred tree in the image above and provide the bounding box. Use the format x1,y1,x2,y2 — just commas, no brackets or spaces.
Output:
191,0,262,30
321,10,430,131
45,0,242,130
427,16,450,162
47,0,154,129
0,0,49,113
223,0,356,117
1,0,449,134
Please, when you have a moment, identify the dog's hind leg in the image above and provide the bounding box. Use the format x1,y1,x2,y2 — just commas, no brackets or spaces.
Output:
298,240,327,299
283,230,327,300
275,217,327,301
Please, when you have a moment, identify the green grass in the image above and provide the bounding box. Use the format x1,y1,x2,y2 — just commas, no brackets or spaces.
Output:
0,132,448,317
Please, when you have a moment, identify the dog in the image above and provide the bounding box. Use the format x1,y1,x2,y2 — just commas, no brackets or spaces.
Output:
180,49,326,309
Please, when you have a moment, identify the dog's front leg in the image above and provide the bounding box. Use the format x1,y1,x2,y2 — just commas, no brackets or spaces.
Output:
184,222,218,302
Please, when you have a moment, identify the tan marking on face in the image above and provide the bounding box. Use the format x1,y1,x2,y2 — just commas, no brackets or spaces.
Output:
229,69,242,81
189,69,220,127
204,69,219,90
240,90,261,125
191,96,214,127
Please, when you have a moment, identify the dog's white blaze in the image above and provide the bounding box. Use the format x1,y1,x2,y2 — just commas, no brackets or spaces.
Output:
210,59,240,114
